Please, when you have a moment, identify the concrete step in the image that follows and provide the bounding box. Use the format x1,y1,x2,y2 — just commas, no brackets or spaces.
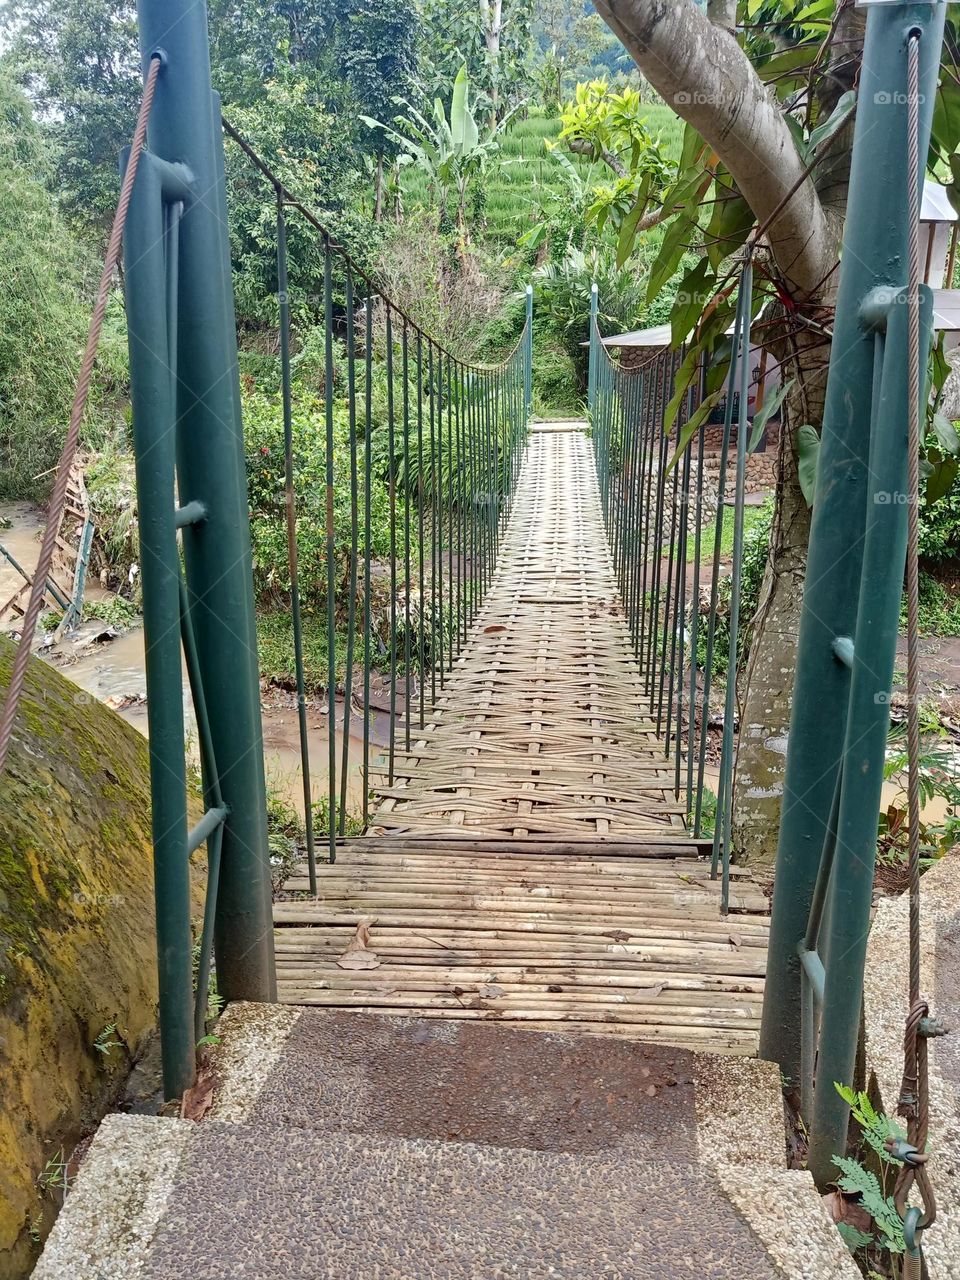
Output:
35,1114,849,1280
33,1008,860,1278
208,1005,779,1162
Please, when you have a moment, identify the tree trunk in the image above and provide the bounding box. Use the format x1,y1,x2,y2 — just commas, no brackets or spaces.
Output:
732,11,859,866
373,151,384,223
480,0,504,125
732,339,820,865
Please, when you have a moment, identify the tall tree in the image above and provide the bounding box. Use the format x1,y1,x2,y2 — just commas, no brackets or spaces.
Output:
0,66,89,498
590,0,960,863
418,0,533,119
2,0,140,231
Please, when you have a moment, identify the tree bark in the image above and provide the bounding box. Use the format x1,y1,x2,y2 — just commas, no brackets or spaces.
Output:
480,0,504,123
592,0,834,298
591,0,861,866
373,150,384,223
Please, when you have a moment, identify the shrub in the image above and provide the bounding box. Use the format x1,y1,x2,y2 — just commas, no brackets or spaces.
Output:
918,487,960,565
243,389,394,612
696,497,774,676
0,71,89,500
533,245,646,390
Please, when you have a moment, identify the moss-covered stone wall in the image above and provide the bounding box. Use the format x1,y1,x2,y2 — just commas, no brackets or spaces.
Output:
0,638,198,1277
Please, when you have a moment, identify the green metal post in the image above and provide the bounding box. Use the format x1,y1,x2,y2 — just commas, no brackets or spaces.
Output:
807,286,933,1183
135,0,276,1007
760,1,944,1090
123,151,196,1096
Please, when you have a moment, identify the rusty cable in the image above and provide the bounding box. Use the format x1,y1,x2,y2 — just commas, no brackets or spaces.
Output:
0,52,163,780
890,31,936,1254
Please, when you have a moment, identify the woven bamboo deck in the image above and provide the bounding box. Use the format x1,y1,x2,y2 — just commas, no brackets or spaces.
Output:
371,425,685,840
275,425,769,1051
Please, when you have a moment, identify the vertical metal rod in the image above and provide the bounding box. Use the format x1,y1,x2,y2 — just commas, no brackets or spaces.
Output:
386,308,398,786
429,341,438,709
322,238,337,862
715,259,754,911
437,346,445,690
339,268,359,834
404,326,414,751
699,288,746,845
362,296,373,826
276,194,316,889
761,0,946,1085
136,0,276,1017
123,153,195,1096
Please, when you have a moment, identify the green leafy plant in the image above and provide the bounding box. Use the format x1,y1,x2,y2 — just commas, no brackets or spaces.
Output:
362,65,521,238
36,1150,68,1199
695,497,773,676
879,716,960,869
533,244,646,390
92,1022,121,1059
558,80,672,267
831,1085,906,1261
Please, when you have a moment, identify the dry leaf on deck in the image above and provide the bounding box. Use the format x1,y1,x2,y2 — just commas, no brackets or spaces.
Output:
337,920,381,971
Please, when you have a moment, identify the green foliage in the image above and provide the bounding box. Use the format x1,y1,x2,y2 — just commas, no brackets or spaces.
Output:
0,68,90,499
244,389,393,611
687,504,770,565
4,0,141,231
531,1,627,98
900,568,960,636
258,609,352,692
918,486,960,565
363,64,520,235
693,786,718,838
696,497,773,676
533,244,646,389
560,80,671,266
880,714,960,866
831,1084,907,1261
531,334,580,417
265,780,303,895
416,0,534,118
224,72,365,328
84,444,139,591
92,1021,121,1058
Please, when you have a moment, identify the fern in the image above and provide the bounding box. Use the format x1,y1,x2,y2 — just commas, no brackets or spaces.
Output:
837,1223,874,1254
832,1156,905,1254
834,1084,906,1166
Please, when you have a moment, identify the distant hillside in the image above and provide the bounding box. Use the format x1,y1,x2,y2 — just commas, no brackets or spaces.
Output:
401,104,685,250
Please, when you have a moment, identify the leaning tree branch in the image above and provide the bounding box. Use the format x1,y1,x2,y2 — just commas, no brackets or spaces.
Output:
592,0,835,299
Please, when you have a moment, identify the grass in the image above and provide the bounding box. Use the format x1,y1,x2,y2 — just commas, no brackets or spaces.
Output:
401,105,685,249
686,505,770,563
257,609,351,692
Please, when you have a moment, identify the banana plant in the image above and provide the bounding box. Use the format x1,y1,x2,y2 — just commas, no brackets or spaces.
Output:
362,65,521,240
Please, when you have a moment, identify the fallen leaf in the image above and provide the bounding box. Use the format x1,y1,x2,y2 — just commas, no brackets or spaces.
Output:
180,1072,216,1122
483,624,507,634
337,920,381,971
821,1191,873,1235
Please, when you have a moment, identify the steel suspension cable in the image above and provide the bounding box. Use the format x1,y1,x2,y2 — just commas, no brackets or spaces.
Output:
0,52,163,779
892,29,937,1265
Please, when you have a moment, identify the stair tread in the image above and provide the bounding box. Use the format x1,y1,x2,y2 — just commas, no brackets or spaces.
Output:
210,1007,704,1159
36,1114,790,1280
